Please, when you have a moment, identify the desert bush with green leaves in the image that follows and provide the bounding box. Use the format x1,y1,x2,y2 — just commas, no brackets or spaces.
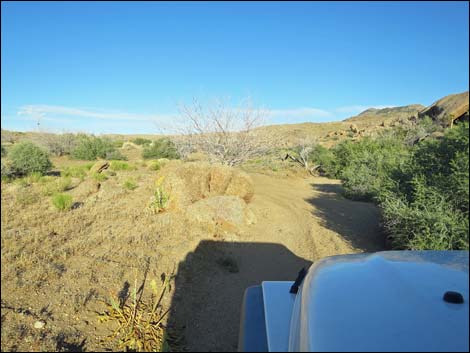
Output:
314,121,469,250
8,141,53,176
142,138,179,160
71,135,118,160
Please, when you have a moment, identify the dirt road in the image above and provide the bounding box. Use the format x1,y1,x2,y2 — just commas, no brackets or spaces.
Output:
167,173,386,351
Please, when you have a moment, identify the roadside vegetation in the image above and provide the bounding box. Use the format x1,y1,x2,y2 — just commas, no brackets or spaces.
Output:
302,120,469,250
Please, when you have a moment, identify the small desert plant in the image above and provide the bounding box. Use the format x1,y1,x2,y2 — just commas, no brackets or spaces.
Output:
149,177,170,213
1,144,7,157
9,141,53,176
92,172,108,182
52,193,73,211
110,161,130,171
147,160,161,171
97,275,171,352
123,178,138,190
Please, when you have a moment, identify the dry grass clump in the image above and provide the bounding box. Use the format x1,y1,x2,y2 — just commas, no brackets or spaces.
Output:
40,177,72,196
123,178,138,191
97,275,171,352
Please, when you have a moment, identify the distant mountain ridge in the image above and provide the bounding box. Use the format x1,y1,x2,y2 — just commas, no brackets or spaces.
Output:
344,91,469,126
344,104,425,122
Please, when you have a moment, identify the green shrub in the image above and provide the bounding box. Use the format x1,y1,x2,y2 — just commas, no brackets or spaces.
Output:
381,181,468,250
123,178,138,190
9,142,53,176
148,160,161,171
308,145,337,176
52,193,73,211
142,138,179,160
132,137,152,146
109,161,130,171
71,135,117,160
1,144,6,157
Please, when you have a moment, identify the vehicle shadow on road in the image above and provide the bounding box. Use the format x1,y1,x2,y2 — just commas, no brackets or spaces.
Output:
165,240,312,352
307,182,388,252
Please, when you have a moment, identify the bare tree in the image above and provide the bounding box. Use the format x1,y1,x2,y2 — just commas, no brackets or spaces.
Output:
174,98,272,166
284,137,320,175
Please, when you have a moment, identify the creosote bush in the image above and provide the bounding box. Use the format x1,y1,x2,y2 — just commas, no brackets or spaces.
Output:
71,135,117,160
142,138,179,160
314,121,469,250
9,141,53,176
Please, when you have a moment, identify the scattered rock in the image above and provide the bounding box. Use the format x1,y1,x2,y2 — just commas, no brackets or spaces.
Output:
89,161,109,174
225,171,254,203
34,320,45,329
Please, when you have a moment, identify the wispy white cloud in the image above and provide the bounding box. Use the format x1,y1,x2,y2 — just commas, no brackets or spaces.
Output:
267,107,334,119
17,105,176,123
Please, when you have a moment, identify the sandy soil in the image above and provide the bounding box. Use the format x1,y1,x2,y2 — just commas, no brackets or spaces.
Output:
1,163,386,352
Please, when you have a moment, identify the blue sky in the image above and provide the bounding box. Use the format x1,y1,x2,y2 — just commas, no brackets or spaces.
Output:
1,1,469,134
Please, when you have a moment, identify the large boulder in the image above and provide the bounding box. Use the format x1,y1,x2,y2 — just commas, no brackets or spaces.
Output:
185,195,256,234
418,91,469,127
157,161,255,210
89,160,109,174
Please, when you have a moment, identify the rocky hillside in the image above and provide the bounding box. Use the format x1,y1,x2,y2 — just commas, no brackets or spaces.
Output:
344,104,425,123
418,91,469,127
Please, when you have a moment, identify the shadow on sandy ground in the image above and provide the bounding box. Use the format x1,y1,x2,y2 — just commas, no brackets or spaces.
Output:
165,240,311,352
307,182,388,253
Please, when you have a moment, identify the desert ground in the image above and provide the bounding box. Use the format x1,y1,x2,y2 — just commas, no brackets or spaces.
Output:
1,143,386,352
